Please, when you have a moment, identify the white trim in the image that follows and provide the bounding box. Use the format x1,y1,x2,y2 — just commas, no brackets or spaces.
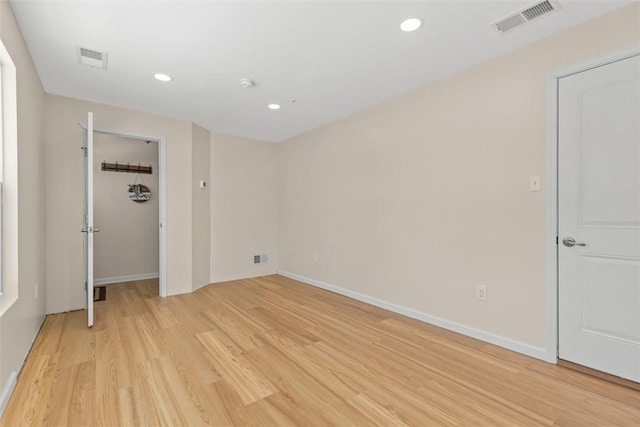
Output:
158,137,167,298
278,270,548,361
545,44,640,364
0,370,17,417
545,70,559,364
85,126,168,298
87,113,94,327
0,37,18,315
94,272,159,286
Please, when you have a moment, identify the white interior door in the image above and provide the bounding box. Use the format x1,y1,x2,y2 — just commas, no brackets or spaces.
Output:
83,112,96,327
558,54,640,382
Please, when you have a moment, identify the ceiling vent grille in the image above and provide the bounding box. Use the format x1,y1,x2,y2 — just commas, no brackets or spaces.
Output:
493,1,560,34
495,14,527,33
77,46,108,70
522,0,555,21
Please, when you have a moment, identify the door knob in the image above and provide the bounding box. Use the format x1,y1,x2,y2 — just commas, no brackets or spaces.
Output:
562,237,586,247
80,227,100,233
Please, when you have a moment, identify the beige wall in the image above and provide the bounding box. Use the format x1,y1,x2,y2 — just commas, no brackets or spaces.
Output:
93,134,159,282
0,3,635,404
44,95,194,313
0,0,46,407
278,5,640,353
211,133,278,282
192,123,211,290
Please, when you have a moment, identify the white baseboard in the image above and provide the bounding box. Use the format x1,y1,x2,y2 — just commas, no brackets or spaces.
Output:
0,315,47,417
94,272,159,286
277,270,548,361
0,371,17,417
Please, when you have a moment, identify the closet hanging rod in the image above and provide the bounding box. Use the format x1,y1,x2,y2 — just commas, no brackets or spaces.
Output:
101,161,152,174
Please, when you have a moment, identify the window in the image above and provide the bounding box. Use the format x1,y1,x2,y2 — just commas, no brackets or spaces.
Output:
0,179,3,295
0,55,5,295
0,38,17,310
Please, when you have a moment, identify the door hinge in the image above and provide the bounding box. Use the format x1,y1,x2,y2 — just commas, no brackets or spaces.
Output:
556,236,558,245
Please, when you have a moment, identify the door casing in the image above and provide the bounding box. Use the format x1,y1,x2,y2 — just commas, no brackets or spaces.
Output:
84,124,168,298
545,44,640,363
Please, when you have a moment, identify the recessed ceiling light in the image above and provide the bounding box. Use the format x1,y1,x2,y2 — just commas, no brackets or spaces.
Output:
400,17,423,32
154,73,172,82
268,104,281,110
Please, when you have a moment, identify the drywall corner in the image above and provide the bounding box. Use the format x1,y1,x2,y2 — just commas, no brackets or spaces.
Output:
210,132,279,283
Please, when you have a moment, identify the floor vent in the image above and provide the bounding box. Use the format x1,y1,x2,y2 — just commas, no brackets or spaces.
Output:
93,286,106,302
77,46,108,69
493,0,560,34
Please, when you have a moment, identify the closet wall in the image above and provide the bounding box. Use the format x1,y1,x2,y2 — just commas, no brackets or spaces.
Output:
93,134,159,284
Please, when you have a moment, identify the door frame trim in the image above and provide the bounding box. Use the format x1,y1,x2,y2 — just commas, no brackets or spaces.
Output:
545,44,640,363
91,126,168,298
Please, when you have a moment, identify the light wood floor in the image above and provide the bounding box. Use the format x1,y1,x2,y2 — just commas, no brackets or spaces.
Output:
2,275,639,426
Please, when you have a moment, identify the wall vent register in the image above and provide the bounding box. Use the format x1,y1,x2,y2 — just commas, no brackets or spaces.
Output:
253,254,268,265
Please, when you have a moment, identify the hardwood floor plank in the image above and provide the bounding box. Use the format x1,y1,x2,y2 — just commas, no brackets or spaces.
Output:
242,342,371,426
196,330,275,405
1,353,56,426
29,315,66,356
190,382,237,427
347,393,411,427
303,341,465,425
157,326,222,386
114,385,147,427
242,397,300,427
2,276,639,426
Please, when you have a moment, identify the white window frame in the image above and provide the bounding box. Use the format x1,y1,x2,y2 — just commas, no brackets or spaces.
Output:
0,63,4,296
0,38,17,314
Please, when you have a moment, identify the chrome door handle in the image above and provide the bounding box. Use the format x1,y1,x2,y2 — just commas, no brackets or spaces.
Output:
562,237,586,247
81,227,101,233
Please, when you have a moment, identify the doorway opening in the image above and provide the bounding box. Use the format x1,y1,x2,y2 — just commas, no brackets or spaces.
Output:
93,133,160,299
82,123,167,304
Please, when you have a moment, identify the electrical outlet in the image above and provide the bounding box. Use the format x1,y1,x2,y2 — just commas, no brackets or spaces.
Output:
34,283,38,299
313,254,319,264
476,284,487,301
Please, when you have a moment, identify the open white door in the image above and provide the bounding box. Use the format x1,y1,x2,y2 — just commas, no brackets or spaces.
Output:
558,54,640,382
82,112,96,327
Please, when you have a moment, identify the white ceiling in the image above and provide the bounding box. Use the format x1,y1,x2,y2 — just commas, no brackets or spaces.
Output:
10,0,633,142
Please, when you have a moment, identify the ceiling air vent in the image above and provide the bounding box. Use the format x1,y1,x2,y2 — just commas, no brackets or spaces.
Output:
77,46,108,70
521,0,556,21
495,14,527,33
493,0,560,34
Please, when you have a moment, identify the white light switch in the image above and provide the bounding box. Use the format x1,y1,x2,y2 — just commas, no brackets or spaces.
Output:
529,175,541,192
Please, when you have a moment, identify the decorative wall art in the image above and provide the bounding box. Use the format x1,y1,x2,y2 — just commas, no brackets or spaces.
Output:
128,183,151,202
100,160,153,203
